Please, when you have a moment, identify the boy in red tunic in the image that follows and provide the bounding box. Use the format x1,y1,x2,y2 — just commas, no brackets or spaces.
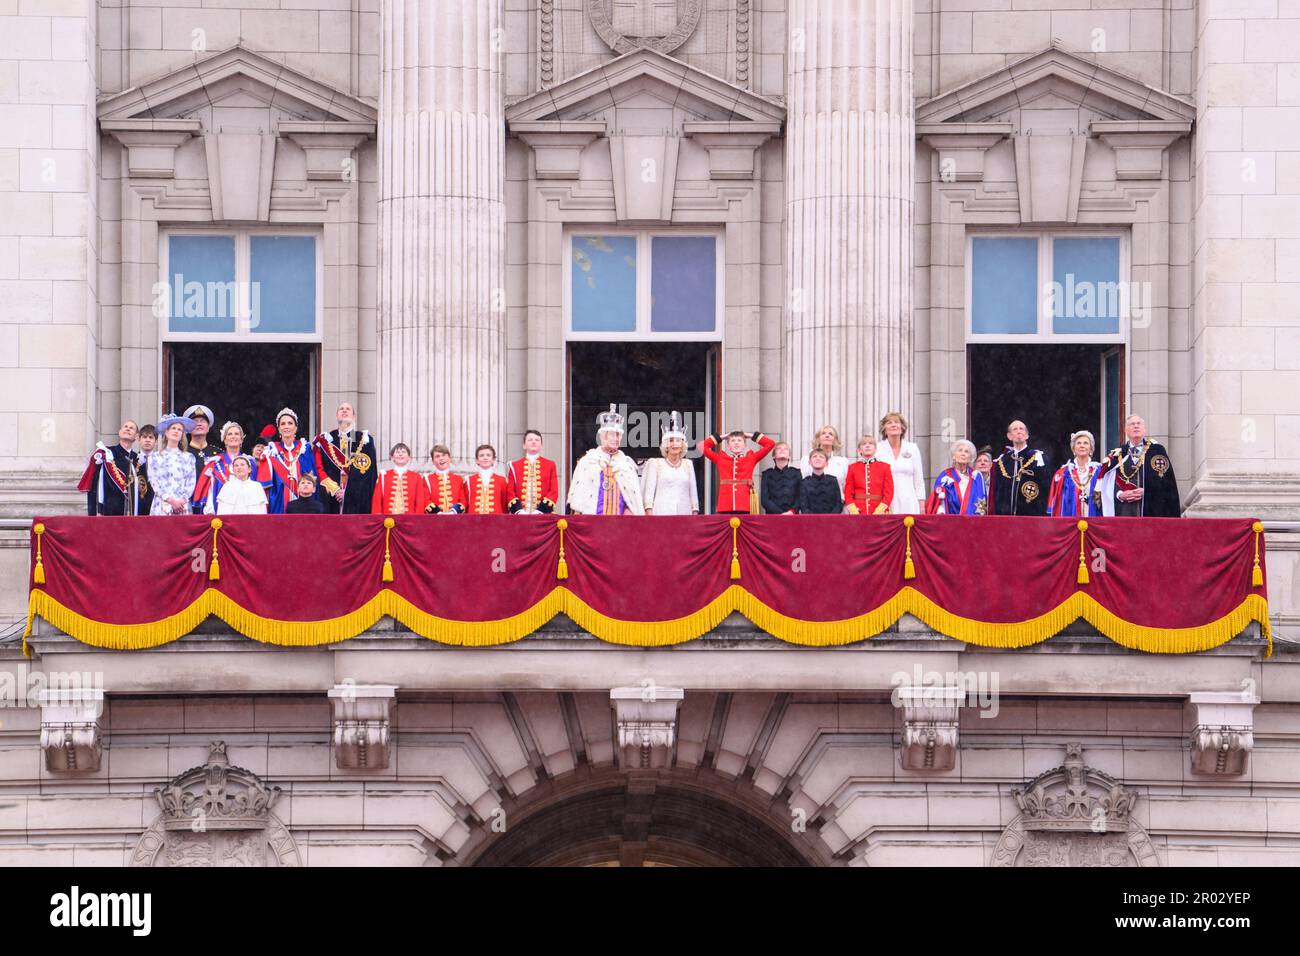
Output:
844,435,895,515
466,444,511,515
507,429,559,514
371,443,427,515
423,443,468,514
700,429,776,515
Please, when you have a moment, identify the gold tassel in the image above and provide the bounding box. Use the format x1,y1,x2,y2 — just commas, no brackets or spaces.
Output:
729,516,741,580
208,518,222,581
382,517,395,583
1076,520,1089,585
1252,520,1264,588
32,522,45,585
903,516,916,579
556,518,569,580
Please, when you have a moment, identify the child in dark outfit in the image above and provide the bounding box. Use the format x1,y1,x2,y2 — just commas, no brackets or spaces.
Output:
797,449,843,515
285,473,325,514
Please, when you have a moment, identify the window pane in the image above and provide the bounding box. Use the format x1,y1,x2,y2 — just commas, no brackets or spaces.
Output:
971,237,1038,334
1051,237,1122,334
651,236,716,333
571,235,637,332
250,236,317,334
167,235,236,334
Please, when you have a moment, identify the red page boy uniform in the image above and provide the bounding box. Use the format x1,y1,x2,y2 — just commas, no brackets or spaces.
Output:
507,455,559,514
467,470,511,515
424,470,468,514
371,466,427,515
701,431,776,514
843,459,895,515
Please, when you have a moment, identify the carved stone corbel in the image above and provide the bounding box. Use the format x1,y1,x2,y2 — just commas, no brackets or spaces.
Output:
610,686,684,770
609,134,679,221
512,122,605,179
1092,121,1191,181
1188,690,1257,776
280,122,375,181
101,119,200,179
897,685,964,771
917,122,1013,183
328,684,397,770
683,121,781,180
38,687,104,773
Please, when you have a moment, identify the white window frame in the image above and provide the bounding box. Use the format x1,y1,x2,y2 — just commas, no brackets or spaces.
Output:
158,226,324,344
563,228,725,342
965,229,1129,344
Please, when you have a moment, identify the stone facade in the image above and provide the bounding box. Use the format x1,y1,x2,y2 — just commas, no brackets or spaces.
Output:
0,0,1297,866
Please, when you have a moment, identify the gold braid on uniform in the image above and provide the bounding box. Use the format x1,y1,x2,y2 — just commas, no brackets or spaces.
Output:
997,452,1037,481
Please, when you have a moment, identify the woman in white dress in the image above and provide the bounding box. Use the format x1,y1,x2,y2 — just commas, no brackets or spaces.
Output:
146,414,198,516
642,413,699,516
215,455,269,515
798,425,850,498
875,411,926,515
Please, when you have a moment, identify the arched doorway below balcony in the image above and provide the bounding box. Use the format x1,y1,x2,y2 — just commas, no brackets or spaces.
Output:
459,767,827,867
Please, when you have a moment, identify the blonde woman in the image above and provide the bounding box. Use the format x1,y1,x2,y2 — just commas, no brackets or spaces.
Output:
642,413,699,516
875,412,926,515
798,425,850,498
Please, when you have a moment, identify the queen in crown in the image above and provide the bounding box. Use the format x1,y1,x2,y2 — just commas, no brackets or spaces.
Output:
641,411,699,516
567,404,645,515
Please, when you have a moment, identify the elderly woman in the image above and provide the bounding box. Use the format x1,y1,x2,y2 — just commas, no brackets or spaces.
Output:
145,414,198,516
567,404,644,515
642,412,699,516
925,439,987,516
798,425,850,498
197,421,247,515
875,412,926,515
1048,430,1104,517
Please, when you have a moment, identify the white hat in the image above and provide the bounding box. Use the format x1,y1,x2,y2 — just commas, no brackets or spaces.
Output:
184,404,214,424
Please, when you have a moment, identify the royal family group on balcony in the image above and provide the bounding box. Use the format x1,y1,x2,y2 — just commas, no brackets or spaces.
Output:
79,400,1181,520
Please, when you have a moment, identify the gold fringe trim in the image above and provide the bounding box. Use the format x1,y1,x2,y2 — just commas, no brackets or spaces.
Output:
24,585,1273,656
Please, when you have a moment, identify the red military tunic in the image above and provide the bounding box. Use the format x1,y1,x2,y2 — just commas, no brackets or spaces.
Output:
506,455,559,513
371,468,427,515
423,470,468,514
466,472,511,515
701,433,776,513
843,460,895,515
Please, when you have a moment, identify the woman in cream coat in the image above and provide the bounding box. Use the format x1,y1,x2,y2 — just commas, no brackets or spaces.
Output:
875,411,926,515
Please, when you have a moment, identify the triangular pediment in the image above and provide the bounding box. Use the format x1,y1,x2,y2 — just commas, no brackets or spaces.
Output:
506,48,785,127
917,45,1195,128
98,45,377,126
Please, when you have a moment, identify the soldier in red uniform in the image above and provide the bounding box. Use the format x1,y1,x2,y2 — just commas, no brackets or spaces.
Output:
700,429,776,515
507,429,559,514
844,435,895,515
423,443,468,514
466,444,511,515
371,443,427,515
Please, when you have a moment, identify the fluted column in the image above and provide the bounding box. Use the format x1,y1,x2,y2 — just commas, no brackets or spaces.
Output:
784,0,914,448
378,0,505,468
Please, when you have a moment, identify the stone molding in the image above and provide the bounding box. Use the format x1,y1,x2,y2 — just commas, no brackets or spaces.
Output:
1188,690,1257,776
896,685,963,771
329,684,397,770
610,686,684,770
991,743,1158,867
37,687,104,773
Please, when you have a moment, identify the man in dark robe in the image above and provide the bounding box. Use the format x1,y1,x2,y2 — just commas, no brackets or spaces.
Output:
312,401,378,514
989,419,1052,517
1099,415,1180,517
78,420,141,515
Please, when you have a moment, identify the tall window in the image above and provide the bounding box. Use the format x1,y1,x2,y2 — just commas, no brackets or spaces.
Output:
967,232,1127,342
159,229,322,441
566,231,723,340
160,230,321,341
